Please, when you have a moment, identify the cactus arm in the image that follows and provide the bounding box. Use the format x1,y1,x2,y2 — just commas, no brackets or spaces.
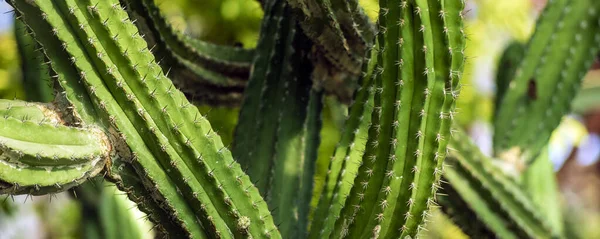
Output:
0,117,108,195
522,147,563,235
494,42,525,120
0,99,61,123
446,128,560,238
121,0,251,106
232,0,288,191
13,14,98,125
14,19,54,103
441,165,521,239
307,44,376,238
233,1,325,237
494,0,600,163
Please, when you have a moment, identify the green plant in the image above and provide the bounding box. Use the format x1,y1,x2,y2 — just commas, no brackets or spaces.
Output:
1,0,599,238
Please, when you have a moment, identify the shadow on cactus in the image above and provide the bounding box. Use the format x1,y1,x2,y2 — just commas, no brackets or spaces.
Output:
3,0,598,238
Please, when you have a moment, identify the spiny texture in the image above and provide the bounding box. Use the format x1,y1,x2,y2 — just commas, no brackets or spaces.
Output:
123,0,255,106
286,0,376,102
0,99,108,195
9,0,279,237
494,0,600,164
232,0,323,237
309,0,466,238
441,128,560,239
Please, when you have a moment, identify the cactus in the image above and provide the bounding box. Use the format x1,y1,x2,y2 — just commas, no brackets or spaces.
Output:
4,0,600,238
493,0,600,164
438,0,600,238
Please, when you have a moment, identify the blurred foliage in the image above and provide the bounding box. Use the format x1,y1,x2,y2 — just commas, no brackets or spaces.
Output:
155,0,263,47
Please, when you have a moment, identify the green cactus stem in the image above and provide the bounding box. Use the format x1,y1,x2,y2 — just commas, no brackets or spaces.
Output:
0,100,109,195
232,0,324,237
8,0,280,237
441,128,560,239
494,0,600,164
309,0,466,237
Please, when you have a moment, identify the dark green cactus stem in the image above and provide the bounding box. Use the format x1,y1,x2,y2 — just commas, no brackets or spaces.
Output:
8,0,280,237
122,0,254,106
494,42,525,121
15,19,54,103
494,0,600,164
232,0,324,237
309,0,465,237
442,128,561,239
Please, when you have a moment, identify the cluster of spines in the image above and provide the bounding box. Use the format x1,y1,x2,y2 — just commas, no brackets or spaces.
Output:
232,0,324,237
442,128,560,238
493,0,600,164
9,0,280,238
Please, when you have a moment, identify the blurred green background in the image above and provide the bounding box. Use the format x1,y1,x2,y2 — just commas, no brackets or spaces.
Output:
1,0,600,238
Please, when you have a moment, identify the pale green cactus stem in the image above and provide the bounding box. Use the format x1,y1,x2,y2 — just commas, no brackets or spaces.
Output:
123,0,254,106
232,0,324,237
494,0,600,164
0,99,109,195
9,0,280,237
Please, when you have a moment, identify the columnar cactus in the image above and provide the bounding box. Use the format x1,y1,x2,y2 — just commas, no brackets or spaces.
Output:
3,0,599,238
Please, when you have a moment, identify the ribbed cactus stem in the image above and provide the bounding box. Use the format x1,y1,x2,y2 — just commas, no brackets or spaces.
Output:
9,0,279,237
0,99,109,195
444,128,560,238
310,0,465,237
494,0,600,164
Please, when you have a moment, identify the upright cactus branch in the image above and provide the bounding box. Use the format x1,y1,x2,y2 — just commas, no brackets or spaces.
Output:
232,0,324,237
494,0,600,164
309,0,465,237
